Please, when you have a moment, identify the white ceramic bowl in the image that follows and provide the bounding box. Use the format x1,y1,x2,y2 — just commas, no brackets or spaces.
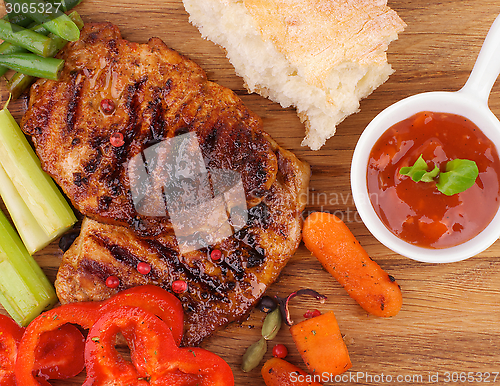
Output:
351,14,500,263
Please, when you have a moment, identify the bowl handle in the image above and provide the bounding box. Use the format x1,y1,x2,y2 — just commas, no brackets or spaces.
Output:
459,14,500,104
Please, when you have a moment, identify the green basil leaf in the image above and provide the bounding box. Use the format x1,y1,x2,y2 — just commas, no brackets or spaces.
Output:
399,154,440,182
436,159,479,196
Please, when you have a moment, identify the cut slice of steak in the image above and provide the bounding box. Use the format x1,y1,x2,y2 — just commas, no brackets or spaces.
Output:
22,22,280,238
55,136,310,346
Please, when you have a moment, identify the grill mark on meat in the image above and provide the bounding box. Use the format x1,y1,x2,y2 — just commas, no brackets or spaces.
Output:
233,230,266,268
85,31,99,44
98,195,112,211
142,90,166,149
73,172,88,187
145,240,230,300
106,39,119,56
80,256,119,286
66,71,85,134
106,243,140,267
148,93,166,142
124,76,148,141
164,78,173,94
221,250,244,279
201,124,219,152
84,148,103,174
111,76,148,178
247,202,271,227
92,233,160,279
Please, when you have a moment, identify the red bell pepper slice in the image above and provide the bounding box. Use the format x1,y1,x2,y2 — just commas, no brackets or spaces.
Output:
15,285,184,386
84,306,234,386
33,323,85,380
15,302,100,386
98,285,184,346
0,314,24,386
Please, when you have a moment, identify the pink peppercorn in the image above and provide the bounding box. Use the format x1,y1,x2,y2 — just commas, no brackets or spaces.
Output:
100,98,115,114
210,249,222,262
105,275,120,288
110,132,124,147
137,262,151,275
172,280,187,294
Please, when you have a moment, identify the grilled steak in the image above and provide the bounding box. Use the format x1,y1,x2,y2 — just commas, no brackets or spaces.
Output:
55,135,309,346
22,22,280,238
22,23,310,345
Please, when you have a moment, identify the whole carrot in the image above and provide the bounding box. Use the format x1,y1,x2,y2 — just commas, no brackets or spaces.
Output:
302,212,402,317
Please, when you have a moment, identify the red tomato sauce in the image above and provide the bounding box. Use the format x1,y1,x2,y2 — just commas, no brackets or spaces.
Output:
367,111,500,249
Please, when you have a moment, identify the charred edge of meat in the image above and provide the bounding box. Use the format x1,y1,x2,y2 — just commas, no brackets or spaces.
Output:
24,85,57,136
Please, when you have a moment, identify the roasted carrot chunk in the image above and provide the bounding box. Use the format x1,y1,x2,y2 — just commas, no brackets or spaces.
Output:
302,212,403,317
261,357,323,386
290,311,351,377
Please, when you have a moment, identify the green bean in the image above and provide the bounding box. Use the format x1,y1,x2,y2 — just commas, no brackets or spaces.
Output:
7,72,35,100
1,0,83,27
0,23,49,76
0,53,63,80
65,10,84,30
5,12,84,98
3,13,33,27
2,14,31,28
0,19,59,57
0,11,83,55
0,11,83,76
8,0,80,41
53,0,84,12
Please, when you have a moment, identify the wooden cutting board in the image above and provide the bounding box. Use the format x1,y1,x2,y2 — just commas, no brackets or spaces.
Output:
2,1,500,385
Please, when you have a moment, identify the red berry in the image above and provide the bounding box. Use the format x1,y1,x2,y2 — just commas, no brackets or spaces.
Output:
105,275,120,288
110,132,124,147
303,309,321,319
100,98,115,114
272,344,288,359
137,262,151,275
210,249,222,262
172,280,187,294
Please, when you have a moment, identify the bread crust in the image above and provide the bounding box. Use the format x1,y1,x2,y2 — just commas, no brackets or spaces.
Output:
243,0,406,89
183,0,406,149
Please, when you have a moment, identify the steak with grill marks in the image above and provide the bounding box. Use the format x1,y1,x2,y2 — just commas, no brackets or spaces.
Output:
55,134,309,346
22,23,310,345
22,22,280,238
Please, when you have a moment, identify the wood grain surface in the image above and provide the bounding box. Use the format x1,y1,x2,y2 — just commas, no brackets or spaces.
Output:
2,1,500,385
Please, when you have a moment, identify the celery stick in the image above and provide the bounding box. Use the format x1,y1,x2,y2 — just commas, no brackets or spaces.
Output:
0,164,51,254
0,209,57,326
0,106,77,240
